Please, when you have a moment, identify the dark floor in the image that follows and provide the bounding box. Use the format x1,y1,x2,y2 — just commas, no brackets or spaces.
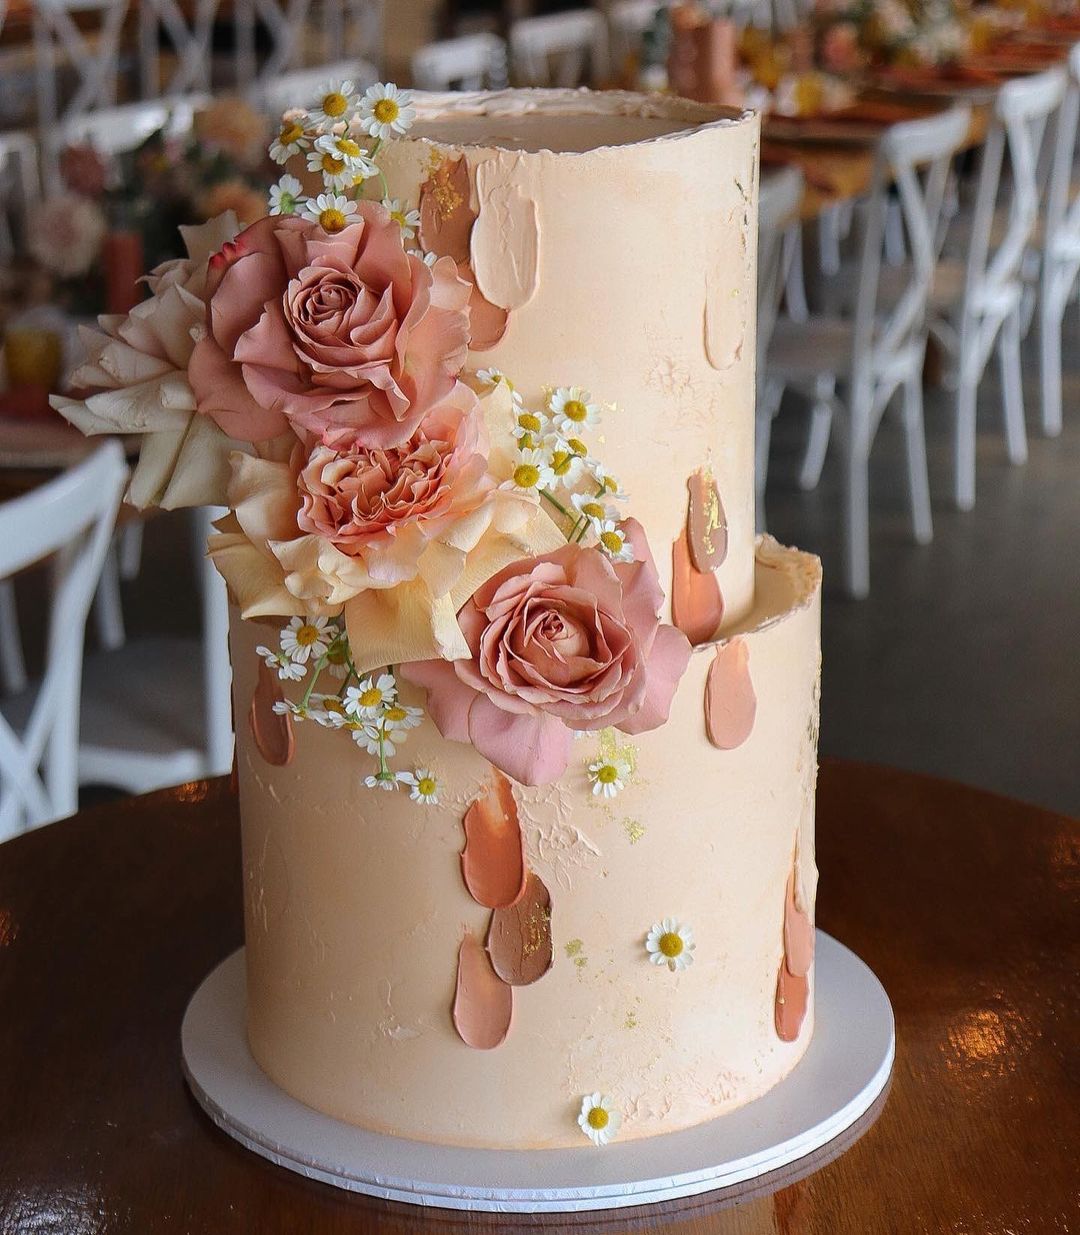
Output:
765,334,1080,817
110,331,1079,819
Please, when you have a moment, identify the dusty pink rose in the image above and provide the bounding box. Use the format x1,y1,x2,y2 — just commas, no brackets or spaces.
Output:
295,384,490,577
402,519,692,786
190,205,472,448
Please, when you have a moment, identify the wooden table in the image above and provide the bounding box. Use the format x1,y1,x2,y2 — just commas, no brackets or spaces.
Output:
0,760,1076,1233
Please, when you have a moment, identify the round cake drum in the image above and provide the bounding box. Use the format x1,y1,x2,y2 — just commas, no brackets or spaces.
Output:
181,932,893,1213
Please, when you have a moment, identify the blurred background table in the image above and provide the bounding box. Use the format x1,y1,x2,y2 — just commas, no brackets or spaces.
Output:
0,759,1075,1234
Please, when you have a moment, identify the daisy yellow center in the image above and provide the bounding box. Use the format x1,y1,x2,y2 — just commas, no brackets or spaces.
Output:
581,501,605,519
551,451,572,476
517,432,536,450
319,208,347,233
323,698,345,714
562,399,588,423
373,98,399,124
514,463,541,488
336,138,362,157
602,475,620,493
321,153,346,175
586,1107,609,1130
600,530,624,554
384,705,408,723
280,121,304,144
322,92,348,119
359,687,383,708
517,412,541,433
658,931,683,958
567,437,588,456
391,210,407,226
596,764,618,785
417,776,436,796
295,624,320,647
327,644,347,664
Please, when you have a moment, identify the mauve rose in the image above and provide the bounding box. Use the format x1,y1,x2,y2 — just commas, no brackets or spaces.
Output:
296,386,491,575
402,519,692,785
190,205,472,449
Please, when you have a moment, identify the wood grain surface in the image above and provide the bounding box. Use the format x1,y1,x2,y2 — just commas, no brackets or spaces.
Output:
0,761,1076,1234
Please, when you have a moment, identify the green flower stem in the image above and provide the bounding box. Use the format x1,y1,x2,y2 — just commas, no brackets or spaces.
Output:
300,655,327,709
540,489,576,538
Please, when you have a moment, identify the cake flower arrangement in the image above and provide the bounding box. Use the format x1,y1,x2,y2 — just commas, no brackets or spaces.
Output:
54,80,692,801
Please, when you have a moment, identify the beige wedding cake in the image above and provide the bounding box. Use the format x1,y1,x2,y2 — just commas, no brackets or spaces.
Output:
56,86,821,1152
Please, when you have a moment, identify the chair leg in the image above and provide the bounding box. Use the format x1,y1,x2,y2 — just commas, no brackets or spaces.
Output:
92,545,126,652
1039,288,1064,438
783,227,809,323
118,520,144,581
843,427,871,600
998,307,1028,466
755,378,785,533
954,369,978,512
901,372,933,546
0,579,27,696
799,375,835,492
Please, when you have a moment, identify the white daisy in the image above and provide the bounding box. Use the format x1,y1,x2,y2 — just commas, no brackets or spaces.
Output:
314,132,378,181
512,408,545,446
364,771,399,792
302,193,359,234
268,174,304,216
324,641,351,679
381,197,421,241
588,464,629,501
475,367,524,405
308,80,357,130
344,673,398,720
397,768,439,805
577,1094,622,1147
269,116,310,164
381,703,423,734
588,758,630,799
541,433,587,485
272,699,312,721
256,644,306,681
280,616,333,664
413,249,439,267
503,447,555,495
571,491,617,532
596,520,635,564
357,82,417,140
352,722,401,758
549,386,601,436
645,919,696,972
308,694,349,728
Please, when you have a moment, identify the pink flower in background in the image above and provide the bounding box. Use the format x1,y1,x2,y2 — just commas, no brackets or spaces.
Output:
403,520,692,786
197,178,266,227
60,144,109,198
820,22,861,73
193,96,269,169
27,195,106,279
190,206,472,449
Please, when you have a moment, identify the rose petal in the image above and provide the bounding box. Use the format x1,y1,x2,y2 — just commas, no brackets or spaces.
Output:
466,693,574,786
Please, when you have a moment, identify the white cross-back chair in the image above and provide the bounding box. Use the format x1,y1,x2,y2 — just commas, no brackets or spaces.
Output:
254,59,378,118
411,34,508,91
33,0,130,174
0,130,40,263
935,68,1065,510
763,108,970,597
318,0,381,75
78,505,233,794
1037,45,1080,438
0,442,126,842
755,165,804,530
233,0,312,89
138,0,217,97
509,10,609,88
56,95,208,156
608,0,660,68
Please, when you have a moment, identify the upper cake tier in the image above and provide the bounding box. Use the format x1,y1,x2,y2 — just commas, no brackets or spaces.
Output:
378,90,761,628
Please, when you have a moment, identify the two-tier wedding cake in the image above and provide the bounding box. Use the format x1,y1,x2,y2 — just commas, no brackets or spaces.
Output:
56,85,821,1152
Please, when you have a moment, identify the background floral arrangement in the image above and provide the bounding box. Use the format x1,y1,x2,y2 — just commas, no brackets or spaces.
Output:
53,80,692,800
813,0,969,71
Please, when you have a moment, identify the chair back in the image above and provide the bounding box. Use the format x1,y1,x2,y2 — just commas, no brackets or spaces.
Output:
0,441,126,840
851,107,971,388
509,10,609,88
233,0,312,88
412,34,508,91
254,59,379,119
0,131,41,264
138,0,217,97
964,68,1065,319
56,96,208,157
608,0,661,66
1043,44,1080,268
757,165,803,383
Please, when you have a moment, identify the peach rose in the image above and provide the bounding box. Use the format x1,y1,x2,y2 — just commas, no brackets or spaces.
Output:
190,206,472,449
402,520,692,785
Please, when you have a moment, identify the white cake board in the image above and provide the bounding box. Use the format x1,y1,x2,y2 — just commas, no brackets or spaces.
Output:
181,932,893,1213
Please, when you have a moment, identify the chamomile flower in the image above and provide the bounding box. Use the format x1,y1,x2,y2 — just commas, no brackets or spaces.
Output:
306,146,353,190
268,174,304,216
364,771,399,791
280,616,333,664
596,520,635,564
357,82,417,140
589,464,629,502
308,80,357,129
315,132,378,181
512,408,545,445
352,722,402,758
577,1094,622,1147
542,433,587,484
476,367,524,405
504,447,556,495
550,386,601,435
256,644,306,681
414,249,439,267
382,702,423,734
324,639,351,679
646,919,695,972
272,699,313,721
571,491,617,532
398,768,439,805
269,116,310,163
344,673,397,719
588,757,630,799
303,192,359,234
381,197,421,240
309,695,349,728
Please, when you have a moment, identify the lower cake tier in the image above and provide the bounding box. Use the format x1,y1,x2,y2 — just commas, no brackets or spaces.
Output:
230,536,822,1151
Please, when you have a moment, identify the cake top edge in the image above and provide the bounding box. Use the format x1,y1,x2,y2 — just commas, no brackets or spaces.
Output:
399,88,757,157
